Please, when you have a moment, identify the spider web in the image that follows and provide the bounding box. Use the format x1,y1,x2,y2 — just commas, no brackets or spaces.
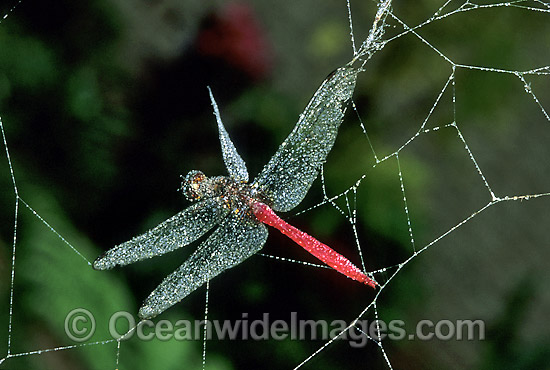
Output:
1,0,550,369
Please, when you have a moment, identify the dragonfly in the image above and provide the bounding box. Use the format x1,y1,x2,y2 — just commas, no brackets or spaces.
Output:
93,65,377,319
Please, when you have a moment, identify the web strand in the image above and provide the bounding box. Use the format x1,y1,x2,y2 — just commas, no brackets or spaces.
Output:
1,117,18,358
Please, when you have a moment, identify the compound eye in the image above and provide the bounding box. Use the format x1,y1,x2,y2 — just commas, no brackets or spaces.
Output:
182,170,206,201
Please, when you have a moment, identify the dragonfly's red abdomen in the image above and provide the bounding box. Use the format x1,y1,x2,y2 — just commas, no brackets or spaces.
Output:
251,202,377,288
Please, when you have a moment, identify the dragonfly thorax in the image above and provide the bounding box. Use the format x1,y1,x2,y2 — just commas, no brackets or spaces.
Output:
181,170,227,201
181,170,271,215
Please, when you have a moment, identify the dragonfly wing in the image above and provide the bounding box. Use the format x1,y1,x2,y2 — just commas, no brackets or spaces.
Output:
208,86,249,182
252,67,359,212
93,197,229,270
138,211,268,319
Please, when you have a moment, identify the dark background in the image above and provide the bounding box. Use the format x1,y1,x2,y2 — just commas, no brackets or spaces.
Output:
1,0,550,369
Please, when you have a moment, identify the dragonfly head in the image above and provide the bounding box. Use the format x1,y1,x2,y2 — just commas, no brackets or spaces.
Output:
182,170,208,201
